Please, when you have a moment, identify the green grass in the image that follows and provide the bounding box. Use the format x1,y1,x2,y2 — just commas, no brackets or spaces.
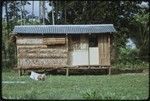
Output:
2,70,149,100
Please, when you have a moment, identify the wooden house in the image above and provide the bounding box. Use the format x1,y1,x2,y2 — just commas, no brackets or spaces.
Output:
12,24,116,76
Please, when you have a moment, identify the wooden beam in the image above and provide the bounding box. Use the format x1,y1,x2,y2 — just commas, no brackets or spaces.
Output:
66,34,69,65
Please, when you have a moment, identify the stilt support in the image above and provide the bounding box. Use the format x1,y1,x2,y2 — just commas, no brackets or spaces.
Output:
66,68,69,76
108,67,111,75
18,68,22,76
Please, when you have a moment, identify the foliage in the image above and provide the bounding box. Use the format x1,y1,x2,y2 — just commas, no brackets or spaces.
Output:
2,18,41,69
114,47,149,68
129,11,149,61
2,71,149,100
4,1,31,19
2,1,31,69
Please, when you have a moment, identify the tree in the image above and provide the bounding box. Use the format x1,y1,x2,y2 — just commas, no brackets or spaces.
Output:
129,11,149,61
2,1,30,68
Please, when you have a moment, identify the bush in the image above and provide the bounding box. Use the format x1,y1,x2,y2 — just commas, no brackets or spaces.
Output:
114,47,149,69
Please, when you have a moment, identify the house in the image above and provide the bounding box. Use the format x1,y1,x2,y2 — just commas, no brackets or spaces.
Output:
12,24,116,76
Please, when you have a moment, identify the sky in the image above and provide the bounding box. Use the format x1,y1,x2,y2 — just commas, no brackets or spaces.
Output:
25,1,52,17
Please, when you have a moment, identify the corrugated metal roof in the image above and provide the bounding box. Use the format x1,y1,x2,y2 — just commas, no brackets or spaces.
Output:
13,24,116,34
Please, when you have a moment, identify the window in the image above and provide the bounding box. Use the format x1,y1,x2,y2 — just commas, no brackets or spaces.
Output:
89,35,98,47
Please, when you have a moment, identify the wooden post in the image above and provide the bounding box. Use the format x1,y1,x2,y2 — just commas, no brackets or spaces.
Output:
66,34,69,76
88,34,90,68
66,34,69,65
108,34,111,66
108,34,111,75
22,69,25,75
18,68,22,76
108,66,111,75
66,68,69,76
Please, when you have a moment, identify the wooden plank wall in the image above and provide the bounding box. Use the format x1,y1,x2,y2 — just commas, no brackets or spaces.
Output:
16,35,68,68
98,34,111,65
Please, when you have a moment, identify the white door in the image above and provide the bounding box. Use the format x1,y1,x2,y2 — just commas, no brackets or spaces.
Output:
71,48,99,66
89,47,99,65
72,50,88,66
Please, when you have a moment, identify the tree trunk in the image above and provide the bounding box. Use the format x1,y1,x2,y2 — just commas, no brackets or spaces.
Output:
23,3,25,25
42,1,45,25
13,1,15,19
5,1,9,28
51,1,55,25
39,1,41,23
32,1,34,24
64,0,66,24
20,1,23,25
32,1,34,19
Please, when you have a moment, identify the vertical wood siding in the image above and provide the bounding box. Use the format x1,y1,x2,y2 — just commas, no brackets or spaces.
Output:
98,34,111,65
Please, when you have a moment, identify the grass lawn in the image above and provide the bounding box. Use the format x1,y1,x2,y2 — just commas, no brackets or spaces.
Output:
2,70,149,100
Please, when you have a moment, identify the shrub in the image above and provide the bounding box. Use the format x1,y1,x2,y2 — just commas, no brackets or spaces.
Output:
114,47,149,69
